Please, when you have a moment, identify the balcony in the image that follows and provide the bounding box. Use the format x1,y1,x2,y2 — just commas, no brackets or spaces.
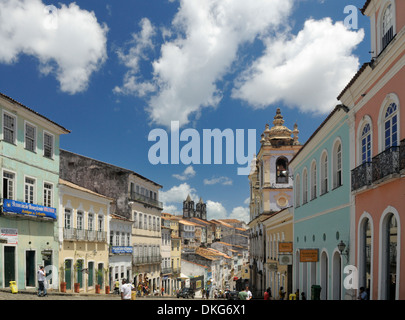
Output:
161,267,172,275
352,146,401,192
63,228,107,242
372,146,400,182
351,162,372,191
133,255,161,266
129,191,163,209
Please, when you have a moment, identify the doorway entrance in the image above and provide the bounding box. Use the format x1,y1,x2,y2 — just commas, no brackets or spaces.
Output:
4,246,16,287
26,250,36,287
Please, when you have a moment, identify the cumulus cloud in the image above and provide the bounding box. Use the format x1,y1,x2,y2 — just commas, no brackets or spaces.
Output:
172,165,196,181
0,0,108,94
203,176,233,186
230,206,249,223
232,18,364,114
115,0,294,127
206,200,228,220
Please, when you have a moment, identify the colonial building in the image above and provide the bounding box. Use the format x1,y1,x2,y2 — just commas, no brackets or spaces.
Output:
183,195,207,220
289,105,352,300
339,0,405,300
248,108,301,297
262,207,293,299
0,92,69,291
58,179,112,294
59,149,163,292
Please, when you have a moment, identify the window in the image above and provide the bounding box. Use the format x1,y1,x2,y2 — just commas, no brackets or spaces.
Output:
25,122,36,152
77,212,83,230
24,177,35,204
98,215,103,232
361,124,372,163
320,153,328,195
276,157,289,184
311,161,317,200
43,183,53,207
333,143,342,188
65,209,72,229
115,231,120,246
110,231,114,245
302,169,308,204
295,175,300,207
384,103,398,149
382,4,394,50
3,171,15,200
43,132,54,159
133,212,138,228
3,112,16,144
144,215,147,230
139,214,143,229
88,213,94,231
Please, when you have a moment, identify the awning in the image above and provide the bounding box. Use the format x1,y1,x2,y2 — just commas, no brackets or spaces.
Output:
177,273,189,280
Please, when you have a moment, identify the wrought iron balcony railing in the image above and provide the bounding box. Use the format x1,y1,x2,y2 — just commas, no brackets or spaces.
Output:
372,146,400,182
129,191,163,209
63,228,106,242
352,145,402,192
351,162,372,191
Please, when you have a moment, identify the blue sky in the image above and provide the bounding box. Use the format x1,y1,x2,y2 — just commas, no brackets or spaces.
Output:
0,0,370,222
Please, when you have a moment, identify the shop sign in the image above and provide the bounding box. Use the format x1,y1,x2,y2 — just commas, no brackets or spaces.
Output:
3,199,56,220
299,249,319,262
0,228,18,244
279,242,293,253
111,246,133,254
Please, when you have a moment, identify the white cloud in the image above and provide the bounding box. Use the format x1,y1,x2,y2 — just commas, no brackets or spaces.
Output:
160,183,198,206
203,176,233,186
206,200,228,220
232,18,364,114
230,206,249,223
172,165,196,181
0,0,108,94
115,0,294,127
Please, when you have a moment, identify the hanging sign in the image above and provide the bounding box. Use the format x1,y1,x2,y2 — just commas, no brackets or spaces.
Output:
3,199,56,220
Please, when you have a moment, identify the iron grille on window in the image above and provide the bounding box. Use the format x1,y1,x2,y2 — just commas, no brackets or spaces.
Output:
382,26,394,51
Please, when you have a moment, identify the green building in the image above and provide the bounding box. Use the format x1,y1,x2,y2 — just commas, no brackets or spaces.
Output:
0,92,69,290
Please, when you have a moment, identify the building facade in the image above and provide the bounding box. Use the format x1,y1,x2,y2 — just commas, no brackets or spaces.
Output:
58,179,112,293
339,0,405,300
0,93,69,290
248,108,301,297
290,106,352,300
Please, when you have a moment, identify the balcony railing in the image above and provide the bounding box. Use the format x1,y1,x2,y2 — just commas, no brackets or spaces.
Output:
129,192,163,209
63,228,106,242
351,162,372,191
352,146,401,192
133,255,162,265
372,146,400,182
161,267,172,275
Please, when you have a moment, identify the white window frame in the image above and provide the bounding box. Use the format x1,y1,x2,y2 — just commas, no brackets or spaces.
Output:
43,130,55,159
320,151,328,195
332,139,343,189
65,208,72,229
377,0,396,54
2,110,17,145
43,181,53,207
24,120,37,153
302,168,308,204
310,160,317,200
2,169,16,200
77,211,84,230
378,94,400,153
24,175,36,204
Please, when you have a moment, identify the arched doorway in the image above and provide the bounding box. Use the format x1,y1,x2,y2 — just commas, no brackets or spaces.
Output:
320,251,328,300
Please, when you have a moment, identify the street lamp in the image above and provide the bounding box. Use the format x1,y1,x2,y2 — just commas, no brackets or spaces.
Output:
337,240,349,262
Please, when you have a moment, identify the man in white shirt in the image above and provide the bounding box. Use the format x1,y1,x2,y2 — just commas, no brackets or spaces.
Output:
120,279,134,300
37,266,47,297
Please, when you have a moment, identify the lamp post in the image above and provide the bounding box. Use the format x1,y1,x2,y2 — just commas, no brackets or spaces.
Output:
337,240,349,263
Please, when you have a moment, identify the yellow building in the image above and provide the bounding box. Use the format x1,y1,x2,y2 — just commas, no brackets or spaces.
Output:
262,207,293,299
58,179,113,294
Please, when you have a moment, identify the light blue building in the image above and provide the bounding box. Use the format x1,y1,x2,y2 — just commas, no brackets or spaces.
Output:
289,105,353,300
0,92,69,290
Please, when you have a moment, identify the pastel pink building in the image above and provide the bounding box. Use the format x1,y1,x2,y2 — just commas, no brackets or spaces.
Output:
339,0,405,300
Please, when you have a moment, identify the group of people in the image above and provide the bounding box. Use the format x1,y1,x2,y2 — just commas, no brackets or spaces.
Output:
263,287,306,300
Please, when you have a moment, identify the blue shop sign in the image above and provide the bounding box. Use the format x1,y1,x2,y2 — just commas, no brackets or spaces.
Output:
111,246,133,254
3,199,57,220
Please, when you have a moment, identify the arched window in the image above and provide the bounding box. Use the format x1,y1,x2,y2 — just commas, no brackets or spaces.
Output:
295,174,300,208
276,157,289,184
384,103,398,149
361,123,372,163
311,161,317,200
359,217,372,297
381,213,398,300
333,142,342,189
302,169,308,204
320,152,328,195
382,4,394,50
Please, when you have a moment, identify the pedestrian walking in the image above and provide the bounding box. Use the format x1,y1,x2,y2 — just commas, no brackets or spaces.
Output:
358,287,368,300
37,266,47,297
206,288,210,299
264,287,272,300
120,279,134,300
114,279,120,295
279,286,286,300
